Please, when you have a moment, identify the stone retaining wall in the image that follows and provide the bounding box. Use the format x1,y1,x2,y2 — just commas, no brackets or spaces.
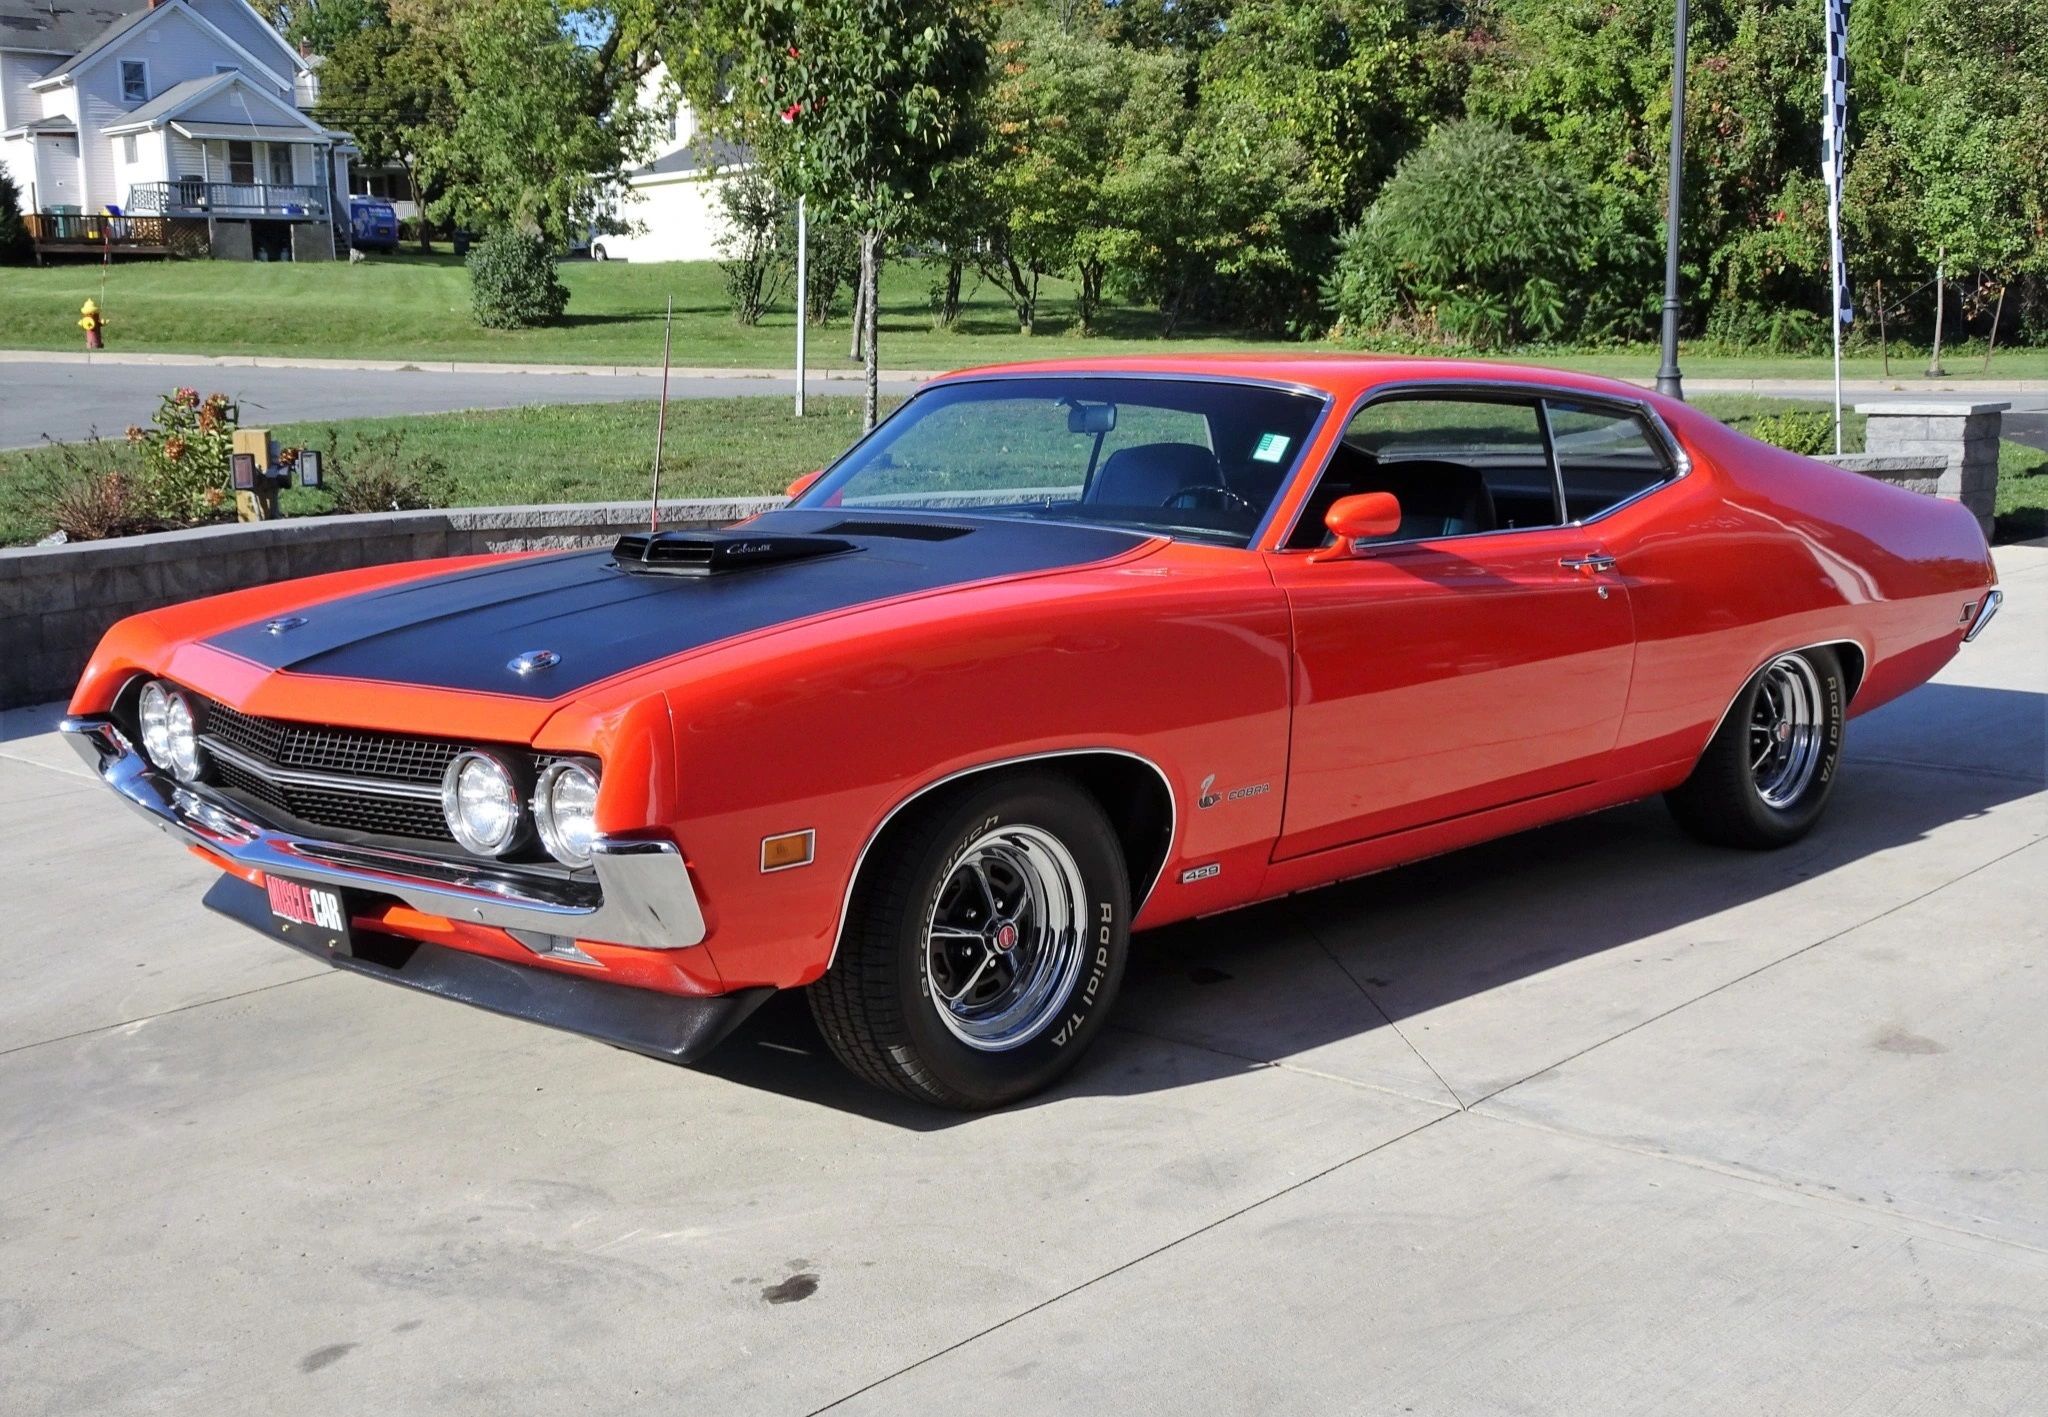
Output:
0,498,780,710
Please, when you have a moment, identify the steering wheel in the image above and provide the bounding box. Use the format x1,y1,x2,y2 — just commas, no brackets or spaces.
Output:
1163,483,1255,513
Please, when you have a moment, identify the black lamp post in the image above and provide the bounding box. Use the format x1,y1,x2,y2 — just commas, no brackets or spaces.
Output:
1655,0,1689,400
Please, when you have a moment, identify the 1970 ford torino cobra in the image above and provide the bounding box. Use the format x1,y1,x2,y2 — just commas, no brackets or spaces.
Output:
65,357,2003,1108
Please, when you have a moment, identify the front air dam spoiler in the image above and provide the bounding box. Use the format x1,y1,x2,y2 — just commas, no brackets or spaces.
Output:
204,875,772,1064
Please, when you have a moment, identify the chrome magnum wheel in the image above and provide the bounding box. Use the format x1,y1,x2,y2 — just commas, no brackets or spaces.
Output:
810,773,1131,1109
1667,645,1847,850
925,826,1090,1051
1749,653,1826,809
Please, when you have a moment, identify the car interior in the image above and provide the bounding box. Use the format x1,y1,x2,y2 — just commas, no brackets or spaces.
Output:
1282,395,1674,550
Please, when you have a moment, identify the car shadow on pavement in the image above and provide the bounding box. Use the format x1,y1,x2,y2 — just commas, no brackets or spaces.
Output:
700,683,2045,1125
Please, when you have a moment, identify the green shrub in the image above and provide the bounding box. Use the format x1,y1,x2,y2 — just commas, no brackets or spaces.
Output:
34,439,150,541
1327,120,1604,350
0,159,30,265
467,230,569,329
716,170,793,327
295,427,452,513
129,387,236,523
1749,408,1838,456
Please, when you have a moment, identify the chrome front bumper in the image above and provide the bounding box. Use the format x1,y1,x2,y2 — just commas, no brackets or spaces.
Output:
62,716,707,952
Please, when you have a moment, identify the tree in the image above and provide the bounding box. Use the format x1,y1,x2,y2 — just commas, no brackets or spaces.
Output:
313,0,659,250
975,11,1169,333
1328,118,1604,347
674,0,988,428
0,159,31,265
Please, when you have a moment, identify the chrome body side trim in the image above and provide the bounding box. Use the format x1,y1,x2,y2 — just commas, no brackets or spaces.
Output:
826,747,1180,970
1964,588,2003,644
63,716,706,951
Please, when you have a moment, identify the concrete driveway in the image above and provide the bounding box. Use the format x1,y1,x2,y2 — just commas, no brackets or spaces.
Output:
2,546,2043,1415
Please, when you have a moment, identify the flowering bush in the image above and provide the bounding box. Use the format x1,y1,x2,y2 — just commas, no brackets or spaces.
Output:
129,387,236,522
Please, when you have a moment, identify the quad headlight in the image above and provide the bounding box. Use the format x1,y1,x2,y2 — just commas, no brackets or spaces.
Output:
441,750,523,857
137,679,203,781
533,761,600,868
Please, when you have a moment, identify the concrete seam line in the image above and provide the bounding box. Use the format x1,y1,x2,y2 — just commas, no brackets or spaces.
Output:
1850,754,2048,787
1463,1106,2048,1265
802,1107,1463,1417
1108,1020,1470,1115
1470,833,2048,1113
0,748,95,782
1287,899,1470,1112
0,971,336,1063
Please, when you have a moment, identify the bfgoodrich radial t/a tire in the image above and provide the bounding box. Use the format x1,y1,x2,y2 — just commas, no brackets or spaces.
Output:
1666,646,1847,850
808,772,1131,1110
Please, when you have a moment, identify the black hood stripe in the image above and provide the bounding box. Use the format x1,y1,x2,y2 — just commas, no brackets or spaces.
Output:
207,511,1150,699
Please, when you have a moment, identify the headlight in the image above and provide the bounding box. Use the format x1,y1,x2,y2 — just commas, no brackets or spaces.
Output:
137,680,203,781
441,751,523,856
533,761,600,868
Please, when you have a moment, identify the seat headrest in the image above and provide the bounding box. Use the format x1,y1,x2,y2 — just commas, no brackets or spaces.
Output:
1092,442,1220,505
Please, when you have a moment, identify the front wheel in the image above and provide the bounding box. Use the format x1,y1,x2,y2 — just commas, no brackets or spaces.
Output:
808,773,1130,1109
1666,646,1846,849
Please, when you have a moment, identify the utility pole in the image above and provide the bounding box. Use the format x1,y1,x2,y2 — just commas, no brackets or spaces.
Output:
1655,0,1689,400
794,196,808,417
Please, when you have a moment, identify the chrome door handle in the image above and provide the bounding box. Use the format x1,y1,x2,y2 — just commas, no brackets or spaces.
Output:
1560,553,1616,575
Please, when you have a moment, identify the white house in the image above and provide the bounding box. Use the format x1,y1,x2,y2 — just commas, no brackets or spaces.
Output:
589,64,740,263
0,0,354,260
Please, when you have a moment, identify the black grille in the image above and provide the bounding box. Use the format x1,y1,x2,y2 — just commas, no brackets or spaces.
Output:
212,753,453,842
201,697,471,786
197,696,468,843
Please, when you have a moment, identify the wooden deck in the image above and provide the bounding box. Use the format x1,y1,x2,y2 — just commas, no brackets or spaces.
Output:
25,214,208,260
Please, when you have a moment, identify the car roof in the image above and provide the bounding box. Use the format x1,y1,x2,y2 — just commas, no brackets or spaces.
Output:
932,353,1667,409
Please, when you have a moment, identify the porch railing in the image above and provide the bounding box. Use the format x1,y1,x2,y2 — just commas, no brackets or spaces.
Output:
26,212,175,249
125,181,329,219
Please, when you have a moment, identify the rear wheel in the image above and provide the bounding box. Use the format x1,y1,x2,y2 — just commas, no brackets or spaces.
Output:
1666,646,1846,849
809,773,1130,1109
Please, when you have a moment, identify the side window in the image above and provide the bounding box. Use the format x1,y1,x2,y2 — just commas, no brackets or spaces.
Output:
1544,401,1674,520
120,59,149,103
1288,396,1556,549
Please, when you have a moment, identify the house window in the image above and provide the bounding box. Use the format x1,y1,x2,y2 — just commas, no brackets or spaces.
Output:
122,134,137,163
227,140,255,185
267,144,292,187
120,59,149,103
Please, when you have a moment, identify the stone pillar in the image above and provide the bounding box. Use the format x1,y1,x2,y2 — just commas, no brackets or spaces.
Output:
1853,401,2006,541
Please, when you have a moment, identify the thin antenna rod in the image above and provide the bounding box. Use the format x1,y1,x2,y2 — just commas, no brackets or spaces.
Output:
650,294,673,530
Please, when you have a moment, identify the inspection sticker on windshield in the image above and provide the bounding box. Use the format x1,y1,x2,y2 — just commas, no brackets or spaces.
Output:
1252,433,1291,463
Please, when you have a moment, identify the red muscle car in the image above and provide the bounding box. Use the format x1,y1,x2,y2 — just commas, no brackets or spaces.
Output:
65,357,2004,1108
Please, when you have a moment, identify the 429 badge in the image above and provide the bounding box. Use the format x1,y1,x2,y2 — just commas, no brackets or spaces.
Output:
265,876,353,953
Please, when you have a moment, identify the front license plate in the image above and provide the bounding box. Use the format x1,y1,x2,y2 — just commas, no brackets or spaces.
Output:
265,875,354,955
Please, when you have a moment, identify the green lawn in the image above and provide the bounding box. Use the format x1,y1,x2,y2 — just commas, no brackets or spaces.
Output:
5,391,2041,548
4,253,2046,381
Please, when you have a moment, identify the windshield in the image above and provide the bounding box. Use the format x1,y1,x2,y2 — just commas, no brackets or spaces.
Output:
796,376,1328,546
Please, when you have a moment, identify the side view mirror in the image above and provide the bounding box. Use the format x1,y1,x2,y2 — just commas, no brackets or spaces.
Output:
785,469,824,501
1311,492,1401,561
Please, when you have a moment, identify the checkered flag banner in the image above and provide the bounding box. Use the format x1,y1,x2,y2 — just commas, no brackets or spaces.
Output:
1822,0,1852,326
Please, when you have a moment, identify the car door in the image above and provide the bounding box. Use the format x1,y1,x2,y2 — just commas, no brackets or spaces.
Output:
1266,390,1638,860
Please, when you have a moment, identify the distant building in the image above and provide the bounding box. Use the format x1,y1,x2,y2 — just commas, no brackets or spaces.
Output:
0,0,355,260
589,64,741,264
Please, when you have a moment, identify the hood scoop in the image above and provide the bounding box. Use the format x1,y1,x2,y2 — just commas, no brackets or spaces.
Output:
612,529,857,577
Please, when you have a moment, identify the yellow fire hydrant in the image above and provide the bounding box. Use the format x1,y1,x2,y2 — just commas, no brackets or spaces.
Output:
79,298,105,351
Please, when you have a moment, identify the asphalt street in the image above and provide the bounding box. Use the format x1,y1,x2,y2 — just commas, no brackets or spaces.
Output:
1,545,2042,1414
0,356,924,450
3,352,2045,451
